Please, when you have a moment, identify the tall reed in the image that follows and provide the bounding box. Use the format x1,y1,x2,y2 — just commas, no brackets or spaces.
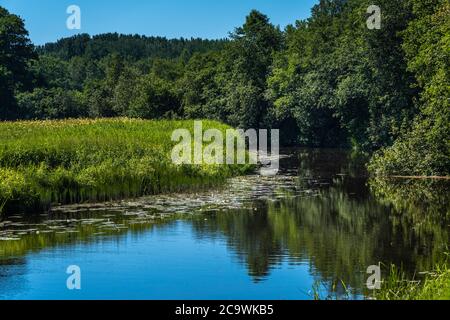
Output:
0,118,252,214
374,261,450,300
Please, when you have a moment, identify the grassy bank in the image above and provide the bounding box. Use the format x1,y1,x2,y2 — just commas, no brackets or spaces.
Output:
0,118,252,215
374,263,450,300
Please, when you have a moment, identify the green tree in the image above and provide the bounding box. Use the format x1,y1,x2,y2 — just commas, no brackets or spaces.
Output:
369,0,450,176
266,1,349,146
223,10,283,128
181,52,224,120
128,74,180,119
16,87,86,119
0,6,36,119
341,0,416,150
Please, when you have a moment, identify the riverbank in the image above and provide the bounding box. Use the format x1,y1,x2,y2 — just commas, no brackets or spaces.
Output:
374,263,450,300
368,177,450,300
0,118,252,215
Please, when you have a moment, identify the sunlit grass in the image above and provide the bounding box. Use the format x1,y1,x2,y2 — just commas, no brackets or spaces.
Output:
374,262,450,300
0,118,252,215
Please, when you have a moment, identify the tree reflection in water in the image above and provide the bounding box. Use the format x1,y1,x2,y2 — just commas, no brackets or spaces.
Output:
0,149,448,298
191,150,450,296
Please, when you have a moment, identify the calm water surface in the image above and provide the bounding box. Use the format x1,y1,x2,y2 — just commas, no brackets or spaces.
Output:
0,149,449,300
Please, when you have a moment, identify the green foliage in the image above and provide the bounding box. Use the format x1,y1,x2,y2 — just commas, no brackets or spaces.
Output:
267,0,417,148
224,10,282,129
181,51,224,120
0,6,36,119
369,0,450,176
1,2,448,175
127,74,180,119
0,118,252,214
16,87,87,119
38,33,227,61
182,10,283,129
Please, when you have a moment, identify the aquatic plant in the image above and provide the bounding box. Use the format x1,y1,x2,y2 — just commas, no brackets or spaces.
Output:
0,118,253,215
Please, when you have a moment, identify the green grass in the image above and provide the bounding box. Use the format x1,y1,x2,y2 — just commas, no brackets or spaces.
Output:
0,118,252,215
374,263,450,300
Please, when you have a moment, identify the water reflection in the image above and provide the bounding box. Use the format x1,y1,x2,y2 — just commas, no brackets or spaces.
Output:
0,149,448,299
193,176,449,296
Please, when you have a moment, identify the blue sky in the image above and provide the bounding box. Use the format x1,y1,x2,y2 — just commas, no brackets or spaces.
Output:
1,0,319,45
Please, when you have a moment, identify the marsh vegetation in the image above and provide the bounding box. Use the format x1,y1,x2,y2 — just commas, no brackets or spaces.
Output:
0,118,251,215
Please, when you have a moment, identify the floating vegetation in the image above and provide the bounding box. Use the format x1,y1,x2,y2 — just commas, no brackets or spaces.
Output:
0,166,321,257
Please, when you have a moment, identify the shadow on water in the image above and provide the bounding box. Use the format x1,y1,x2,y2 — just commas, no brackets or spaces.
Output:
0,149,448,299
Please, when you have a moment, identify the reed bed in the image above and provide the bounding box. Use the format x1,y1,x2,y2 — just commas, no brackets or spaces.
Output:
0,118,251,215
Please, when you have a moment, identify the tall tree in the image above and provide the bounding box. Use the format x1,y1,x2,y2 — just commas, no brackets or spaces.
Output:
0,6,36,120
223,10,283,129
369,0,450,176
266,0,349,146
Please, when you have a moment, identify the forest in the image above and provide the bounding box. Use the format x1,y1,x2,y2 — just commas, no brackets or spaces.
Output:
1,0,449,176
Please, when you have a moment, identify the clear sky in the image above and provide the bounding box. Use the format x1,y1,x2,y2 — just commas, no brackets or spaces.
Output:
1,0,319,45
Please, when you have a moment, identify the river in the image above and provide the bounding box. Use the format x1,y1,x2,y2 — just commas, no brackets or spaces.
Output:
0,149,448,300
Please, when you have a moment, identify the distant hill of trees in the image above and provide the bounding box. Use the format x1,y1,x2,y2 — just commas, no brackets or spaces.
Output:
1,0,448,176
38,33,228,60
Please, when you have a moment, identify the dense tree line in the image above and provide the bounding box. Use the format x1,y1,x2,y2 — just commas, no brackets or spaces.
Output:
38,33,227,61
0,0,448,175
369,0,449,175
